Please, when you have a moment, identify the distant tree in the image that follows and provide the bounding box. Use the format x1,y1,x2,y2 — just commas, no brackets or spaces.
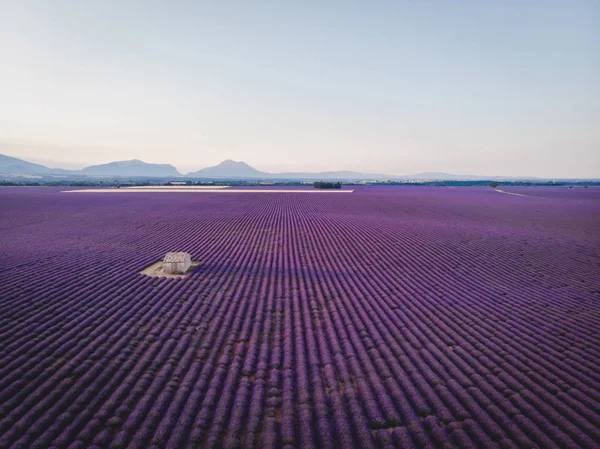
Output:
489,182,499,188
314,181,342,189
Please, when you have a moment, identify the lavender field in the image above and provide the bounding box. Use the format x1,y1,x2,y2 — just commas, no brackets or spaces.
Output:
0,186,599,449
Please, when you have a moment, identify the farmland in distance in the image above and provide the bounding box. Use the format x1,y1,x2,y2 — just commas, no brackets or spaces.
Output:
0,186,599,449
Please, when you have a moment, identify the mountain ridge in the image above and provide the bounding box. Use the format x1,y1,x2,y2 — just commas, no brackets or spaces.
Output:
188,159,266,178
0,154,181,177
0,153,58,175
81,159,181,177
1,153,591,181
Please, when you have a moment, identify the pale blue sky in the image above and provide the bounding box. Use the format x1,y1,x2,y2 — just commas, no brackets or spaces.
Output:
0,1,598,176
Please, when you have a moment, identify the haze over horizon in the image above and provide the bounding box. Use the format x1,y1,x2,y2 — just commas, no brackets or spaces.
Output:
1,1,598,177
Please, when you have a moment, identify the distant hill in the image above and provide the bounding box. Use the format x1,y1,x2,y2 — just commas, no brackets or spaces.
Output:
0,153,55,174
0,154,181,177
0,153,588,181
185,163,491,181
187,161,392,180
81,159,181,177
272,170,388,180
408,172,540,181
187,159,266,178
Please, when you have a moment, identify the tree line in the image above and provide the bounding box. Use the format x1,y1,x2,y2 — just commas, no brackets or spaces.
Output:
314,181,342,189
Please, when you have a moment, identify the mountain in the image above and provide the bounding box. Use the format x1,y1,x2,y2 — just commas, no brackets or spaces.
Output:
0,153,55,174
0,153,586,181
273,170,389,180
80,160,181,177
408,172,541,181
187,161,391,180
187,159,266,178
187,162,547,181
0,154,181,177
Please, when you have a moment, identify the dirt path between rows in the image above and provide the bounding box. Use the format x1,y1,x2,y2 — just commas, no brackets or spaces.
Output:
495,189,535,198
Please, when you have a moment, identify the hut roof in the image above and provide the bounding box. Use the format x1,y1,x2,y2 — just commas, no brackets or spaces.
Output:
163,252,190,263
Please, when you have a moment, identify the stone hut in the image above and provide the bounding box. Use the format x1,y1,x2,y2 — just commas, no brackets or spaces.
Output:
163,252,191,274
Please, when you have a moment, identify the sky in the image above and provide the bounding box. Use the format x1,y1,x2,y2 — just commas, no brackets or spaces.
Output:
0,1,598,177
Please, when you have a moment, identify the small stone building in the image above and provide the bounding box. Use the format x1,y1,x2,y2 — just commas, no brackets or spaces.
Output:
163,252,191,274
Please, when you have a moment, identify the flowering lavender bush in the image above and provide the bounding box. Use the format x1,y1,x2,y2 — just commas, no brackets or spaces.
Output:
0,186,598,448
